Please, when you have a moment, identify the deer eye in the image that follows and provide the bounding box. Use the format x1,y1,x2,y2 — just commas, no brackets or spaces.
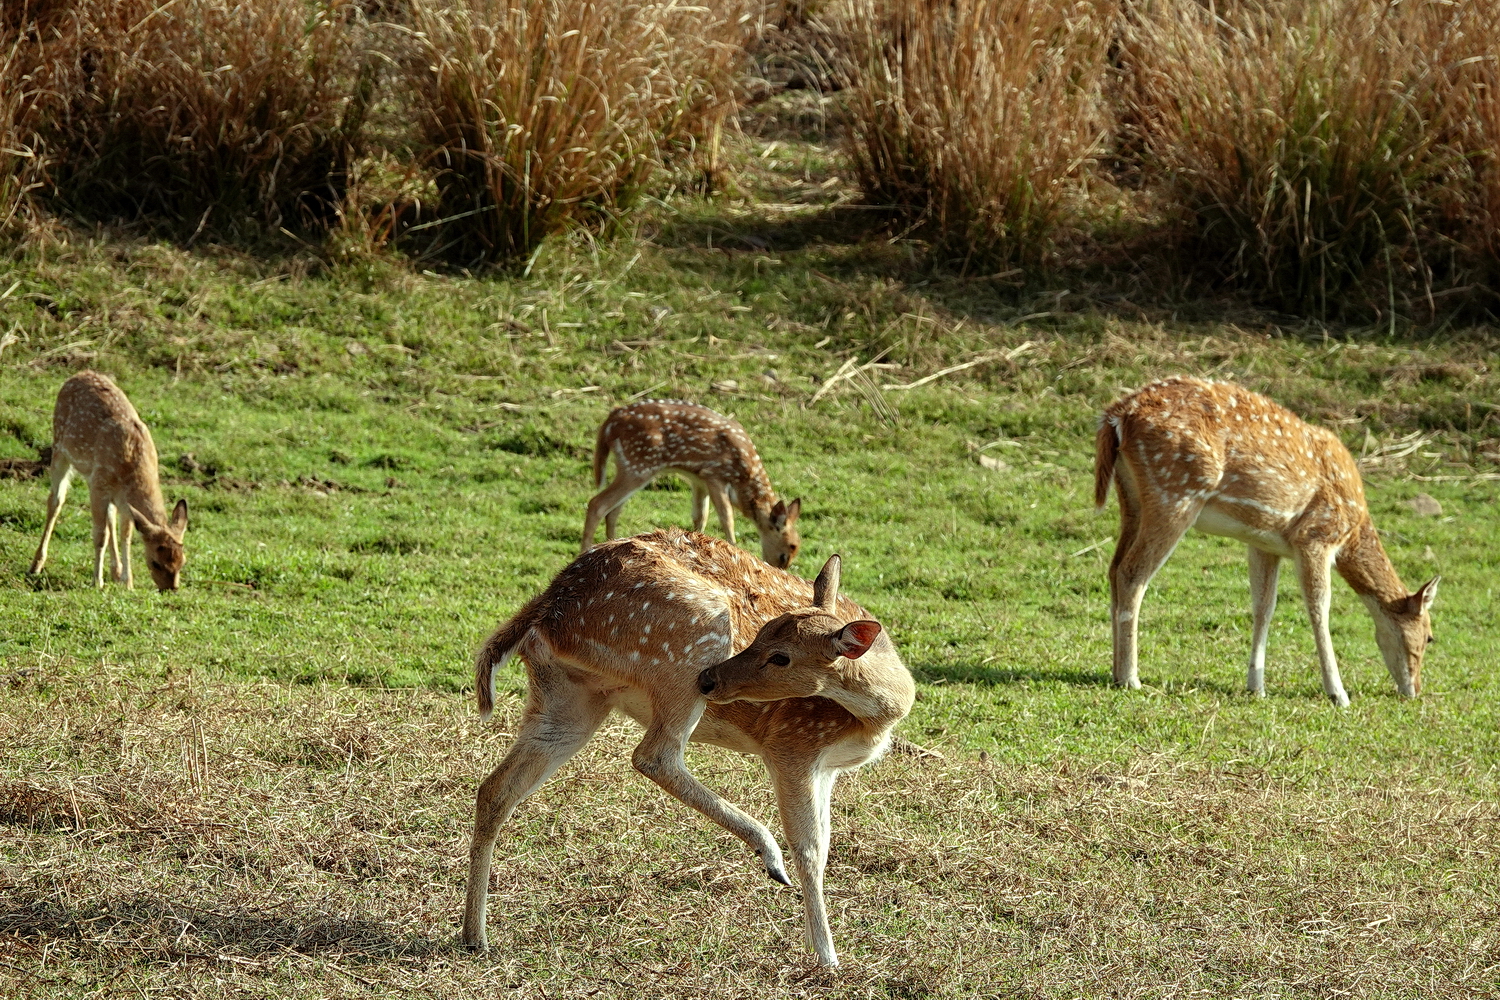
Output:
767,653,790,667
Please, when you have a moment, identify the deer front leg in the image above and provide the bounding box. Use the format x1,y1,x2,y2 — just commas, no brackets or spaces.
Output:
107,502,128,585
770,762,840,967
118,513,134,588
1246,547,1280,696
29,464,73,575
464,672,612,952
706,482,736,545
631,696,788,884
1296,550,1349,707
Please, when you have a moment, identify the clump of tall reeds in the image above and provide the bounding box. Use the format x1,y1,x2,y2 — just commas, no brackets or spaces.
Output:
30,0,375,237
0,39,35,238
1120,0,1485,318
1437,2,1500,290
837,0,1115,267
403,0,763,264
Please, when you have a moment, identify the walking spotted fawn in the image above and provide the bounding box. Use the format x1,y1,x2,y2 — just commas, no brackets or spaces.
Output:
464,528,914,966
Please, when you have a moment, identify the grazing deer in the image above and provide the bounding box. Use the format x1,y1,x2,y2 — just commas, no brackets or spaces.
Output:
1095,376,1437,705
464,528,914,967
583,400,803,567
29,371,189,591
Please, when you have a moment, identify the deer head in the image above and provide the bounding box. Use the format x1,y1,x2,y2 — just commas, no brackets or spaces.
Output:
697,553,881,702
1371,576,1439,697
130,499,189,591
758,497,802,569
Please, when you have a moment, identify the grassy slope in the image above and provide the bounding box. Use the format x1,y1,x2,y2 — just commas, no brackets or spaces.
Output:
2,100,1498,997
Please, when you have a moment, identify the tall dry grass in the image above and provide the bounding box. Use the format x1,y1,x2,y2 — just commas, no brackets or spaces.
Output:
838,0,1115,268
29,0,375,236
0,38,35,239
1438,1,1500,289
1120,0,1489,317
403,0,764,264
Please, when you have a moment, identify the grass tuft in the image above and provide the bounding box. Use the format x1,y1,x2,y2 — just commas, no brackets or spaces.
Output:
838,0,1115,268
26,0,376,237
1120,0,1495,318
403,0,762,264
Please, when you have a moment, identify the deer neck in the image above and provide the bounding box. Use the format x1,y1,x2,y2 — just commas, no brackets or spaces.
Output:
737,468,777,525
1334,518,1408,606
826,649,916,731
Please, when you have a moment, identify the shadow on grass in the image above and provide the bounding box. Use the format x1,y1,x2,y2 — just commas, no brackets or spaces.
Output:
0,895,445,962
912,660,1113,688
914,659,1268,699
651,201,904,258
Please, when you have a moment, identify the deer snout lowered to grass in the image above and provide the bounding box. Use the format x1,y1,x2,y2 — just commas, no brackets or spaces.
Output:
464,529,914,967
29,370,189,591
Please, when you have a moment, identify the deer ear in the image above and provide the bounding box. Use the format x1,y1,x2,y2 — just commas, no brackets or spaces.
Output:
170,498,189,534
768,499,787,531
128,504,156,534
812,553,841,611
1415,576,1439,614
832,620,882,660
785,498,801,525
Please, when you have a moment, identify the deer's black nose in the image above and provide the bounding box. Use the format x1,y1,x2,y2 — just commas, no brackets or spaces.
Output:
697,669,717,696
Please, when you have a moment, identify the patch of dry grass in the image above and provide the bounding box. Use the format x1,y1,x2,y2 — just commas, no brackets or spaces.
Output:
402,0,765,264
23,0,375,237
836,0,1115,268
1119,0,1500,319
3,662,1497,997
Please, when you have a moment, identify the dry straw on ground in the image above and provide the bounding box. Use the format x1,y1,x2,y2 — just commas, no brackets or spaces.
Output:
2,661,1497,997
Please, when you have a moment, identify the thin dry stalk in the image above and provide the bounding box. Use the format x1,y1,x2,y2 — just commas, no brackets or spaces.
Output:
404,0,764,264
838,0,1115,268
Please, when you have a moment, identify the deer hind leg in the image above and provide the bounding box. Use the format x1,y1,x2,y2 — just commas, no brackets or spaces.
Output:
582,469,647,553
463,662,612,952
1246,547,1281,696
117,512,134,588
1295,549,1349,707
769,762,840,966
89,490,114,589
690,481,709,532
29,462,74,575
631,694,787,885
1108,492,1202,690
706,482,736,545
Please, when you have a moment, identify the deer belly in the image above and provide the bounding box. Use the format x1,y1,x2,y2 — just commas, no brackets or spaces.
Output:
1193,503,1295,557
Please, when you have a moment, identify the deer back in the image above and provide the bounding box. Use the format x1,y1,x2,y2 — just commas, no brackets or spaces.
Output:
1105,376,1371,547
600,401,771,493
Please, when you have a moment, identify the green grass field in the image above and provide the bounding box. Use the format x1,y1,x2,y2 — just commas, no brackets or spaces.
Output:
2,102,1499,998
